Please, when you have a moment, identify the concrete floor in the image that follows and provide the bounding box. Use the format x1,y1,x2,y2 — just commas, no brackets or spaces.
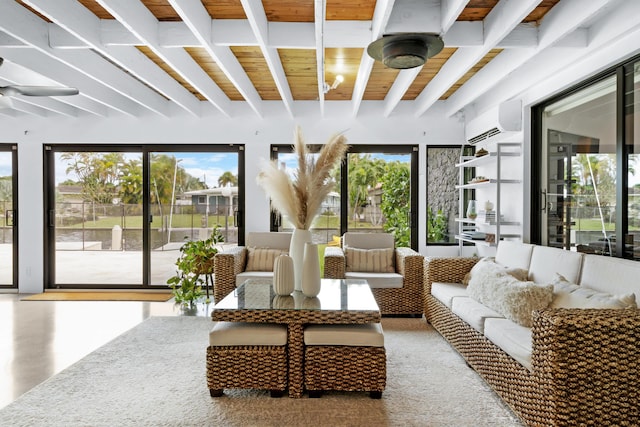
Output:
0,295,213,410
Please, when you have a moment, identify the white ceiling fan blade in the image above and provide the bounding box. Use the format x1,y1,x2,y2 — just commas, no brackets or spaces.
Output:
0,96,14,109
8,85,79,96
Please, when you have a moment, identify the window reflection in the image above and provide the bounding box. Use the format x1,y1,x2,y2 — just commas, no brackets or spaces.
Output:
542,75,618,255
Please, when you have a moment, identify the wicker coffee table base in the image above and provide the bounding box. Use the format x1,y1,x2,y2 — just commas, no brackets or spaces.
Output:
304,345,386,398
206,345,288,397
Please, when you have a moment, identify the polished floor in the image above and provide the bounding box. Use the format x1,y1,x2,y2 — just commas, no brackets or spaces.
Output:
0,294,213,410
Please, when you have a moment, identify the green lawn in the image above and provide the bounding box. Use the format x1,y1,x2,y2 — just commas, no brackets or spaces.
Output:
58,214,234,229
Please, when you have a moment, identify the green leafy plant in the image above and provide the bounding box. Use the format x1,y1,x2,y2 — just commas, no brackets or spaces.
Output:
380,161,411,247
427,206,448,243
167,227,224,306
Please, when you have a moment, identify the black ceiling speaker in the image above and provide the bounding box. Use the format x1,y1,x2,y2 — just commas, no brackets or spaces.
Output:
367,33,444,69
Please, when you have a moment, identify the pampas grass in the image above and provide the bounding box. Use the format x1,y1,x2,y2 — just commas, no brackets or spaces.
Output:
257,127,348,229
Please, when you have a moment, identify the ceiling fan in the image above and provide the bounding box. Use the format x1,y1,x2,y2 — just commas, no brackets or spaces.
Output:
367,33,444,69
0,57,79,108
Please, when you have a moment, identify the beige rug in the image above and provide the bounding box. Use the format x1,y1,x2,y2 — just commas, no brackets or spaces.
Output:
0,316,522,426
21,292,174,302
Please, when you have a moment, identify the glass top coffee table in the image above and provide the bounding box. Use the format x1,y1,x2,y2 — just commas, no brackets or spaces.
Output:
211,279,381,397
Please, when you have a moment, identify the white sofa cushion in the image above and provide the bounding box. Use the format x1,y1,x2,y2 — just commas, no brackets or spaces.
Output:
451,296,504,334
528,245,583,285
344,272,403,288
462,257,528,285
209,322,287,346
484,318,533,371
431,282,468,308
579,254,640,295
495,241,534,270
304,323,384,347
246,232,292,250
343,232,395,249
551,273,637,309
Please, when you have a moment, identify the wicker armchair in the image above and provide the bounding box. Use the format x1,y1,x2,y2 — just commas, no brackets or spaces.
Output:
324,232,424,315
213,232,292,303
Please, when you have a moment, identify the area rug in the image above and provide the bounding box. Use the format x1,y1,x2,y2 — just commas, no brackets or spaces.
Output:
21,292,174,302
0,316,522,427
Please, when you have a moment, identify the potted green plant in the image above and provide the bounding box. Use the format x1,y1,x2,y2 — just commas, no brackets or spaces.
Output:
167,226,224,307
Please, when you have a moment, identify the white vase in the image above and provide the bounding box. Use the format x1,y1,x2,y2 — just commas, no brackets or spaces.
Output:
289,228,312,292
301,242,321,297
273,254,294,296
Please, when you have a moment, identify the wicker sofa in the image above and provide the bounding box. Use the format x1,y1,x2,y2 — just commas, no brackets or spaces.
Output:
424,241,639,426
324,232,424,315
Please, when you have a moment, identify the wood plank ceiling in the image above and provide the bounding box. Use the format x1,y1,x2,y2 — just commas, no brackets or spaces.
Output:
3,0,615,120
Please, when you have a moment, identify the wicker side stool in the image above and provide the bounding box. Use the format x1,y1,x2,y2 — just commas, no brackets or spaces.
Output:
303,323,386,399
207,322,288,397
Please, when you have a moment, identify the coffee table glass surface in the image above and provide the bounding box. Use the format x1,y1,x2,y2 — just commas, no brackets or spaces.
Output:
213,278,379,313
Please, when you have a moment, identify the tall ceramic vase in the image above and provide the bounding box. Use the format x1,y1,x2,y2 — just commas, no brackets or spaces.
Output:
302,242,321,297
289,228,312,292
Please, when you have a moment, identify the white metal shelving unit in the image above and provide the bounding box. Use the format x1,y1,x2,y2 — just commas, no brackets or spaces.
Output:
455,142,522,254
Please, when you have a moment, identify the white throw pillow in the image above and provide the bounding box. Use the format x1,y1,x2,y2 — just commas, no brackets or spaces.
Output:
467,258,553,328
462,257,528,285
245,247,288,272
550,273,637,309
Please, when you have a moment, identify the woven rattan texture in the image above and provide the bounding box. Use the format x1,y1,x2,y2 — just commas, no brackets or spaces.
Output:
213,246,247,303
211,309,380,324
424,256,640,426
304,346,386,392
323,245,424,315
533,308,640,426
206,345,287,393
212,309,380,398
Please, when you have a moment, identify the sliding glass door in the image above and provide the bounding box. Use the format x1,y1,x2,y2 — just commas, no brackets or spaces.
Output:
148,149,241,286
270,144,418,250
46,148,144,285
0,144,16,288
534,54,640,260
540,74,616,252
44,144,244,288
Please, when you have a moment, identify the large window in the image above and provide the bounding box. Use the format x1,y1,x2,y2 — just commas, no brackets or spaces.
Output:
534,55,640,260
44,145,244,288
270,144,418,250
426,145,470,245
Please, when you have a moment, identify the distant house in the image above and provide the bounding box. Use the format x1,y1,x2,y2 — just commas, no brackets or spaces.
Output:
183,186,238,215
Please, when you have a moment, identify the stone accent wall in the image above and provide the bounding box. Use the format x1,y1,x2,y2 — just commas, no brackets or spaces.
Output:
427,147,460,240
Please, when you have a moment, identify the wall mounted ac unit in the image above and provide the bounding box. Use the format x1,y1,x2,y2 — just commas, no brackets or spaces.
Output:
465,99,522,144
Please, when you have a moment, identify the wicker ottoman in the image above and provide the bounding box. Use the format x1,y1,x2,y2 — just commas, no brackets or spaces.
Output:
207,322,288,397
303,323,386,398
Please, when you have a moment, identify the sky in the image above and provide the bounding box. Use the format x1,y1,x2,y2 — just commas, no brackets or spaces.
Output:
52,151,238,189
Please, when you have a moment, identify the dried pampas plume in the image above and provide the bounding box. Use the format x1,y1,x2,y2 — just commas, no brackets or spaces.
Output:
257,127,348,230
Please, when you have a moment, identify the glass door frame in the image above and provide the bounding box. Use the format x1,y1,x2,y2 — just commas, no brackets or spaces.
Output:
0,144,17,289
44,144,245,289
